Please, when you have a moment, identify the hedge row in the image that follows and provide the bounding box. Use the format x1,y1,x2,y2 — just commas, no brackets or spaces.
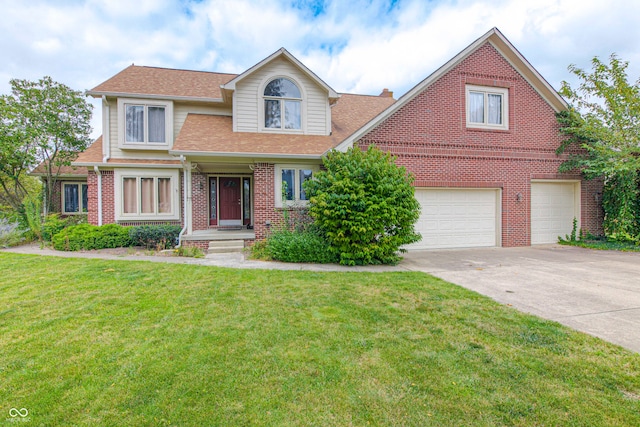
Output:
52,223,182,251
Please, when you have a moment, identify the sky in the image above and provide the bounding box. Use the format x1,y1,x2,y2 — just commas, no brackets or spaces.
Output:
1,0,639,138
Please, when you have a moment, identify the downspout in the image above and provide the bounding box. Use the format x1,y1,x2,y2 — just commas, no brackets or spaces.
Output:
176,155,189,248
94,166,102,226
102,96,110,163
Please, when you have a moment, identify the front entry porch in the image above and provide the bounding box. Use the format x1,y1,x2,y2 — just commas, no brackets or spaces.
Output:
209,175,253,229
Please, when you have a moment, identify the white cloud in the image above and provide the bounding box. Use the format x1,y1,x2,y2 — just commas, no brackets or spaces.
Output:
1,0,640,138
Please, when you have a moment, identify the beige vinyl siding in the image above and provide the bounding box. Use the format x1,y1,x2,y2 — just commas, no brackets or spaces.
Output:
108,99,230,161
234,57,330,135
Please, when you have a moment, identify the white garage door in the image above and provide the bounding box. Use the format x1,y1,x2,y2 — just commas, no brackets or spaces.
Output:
407,188,500,250
531,181,579,244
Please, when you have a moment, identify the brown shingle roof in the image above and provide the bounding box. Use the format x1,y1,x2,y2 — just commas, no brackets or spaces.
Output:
74,136,104,163
30,162,88,177
89,65,237,99
74,137,180,166
172,94,395,156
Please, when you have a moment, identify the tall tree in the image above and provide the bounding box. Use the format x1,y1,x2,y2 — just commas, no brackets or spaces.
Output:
557,54,640,241
0,76,93,215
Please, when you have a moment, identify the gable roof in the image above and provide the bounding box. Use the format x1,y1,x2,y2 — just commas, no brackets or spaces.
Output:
220,48,339,102
334,27,568,152
171,93,395,158
87,66,237,101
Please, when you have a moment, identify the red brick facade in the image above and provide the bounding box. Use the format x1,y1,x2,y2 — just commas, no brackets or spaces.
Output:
87,170,115,225
191,172,208,231
253,163,277,239
359,43,603,247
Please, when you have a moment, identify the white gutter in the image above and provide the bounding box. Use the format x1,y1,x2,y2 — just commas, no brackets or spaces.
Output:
168,150,323,160
74,162,180,169
102,96,110,163
94,166,102,226
176,155,189,248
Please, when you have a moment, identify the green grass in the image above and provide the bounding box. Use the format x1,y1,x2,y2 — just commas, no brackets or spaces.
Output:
1,253,639,426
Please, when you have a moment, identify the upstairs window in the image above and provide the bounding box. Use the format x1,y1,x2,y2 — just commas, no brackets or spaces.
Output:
466,85,508,130
264,78,301,130
118,98,173,149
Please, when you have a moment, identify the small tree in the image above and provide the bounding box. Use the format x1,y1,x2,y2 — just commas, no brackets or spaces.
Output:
0,76,93,217
305,145,421,265
557,54,640,241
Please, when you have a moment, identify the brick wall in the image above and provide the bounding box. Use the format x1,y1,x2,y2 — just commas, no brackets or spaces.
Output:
253,163,280,239
87,170,114,225
359,42,603,247
191,172,209,231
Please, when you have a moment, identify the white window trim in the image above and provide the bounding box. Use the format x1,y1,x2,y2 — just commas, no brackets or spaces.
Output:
465,85,509,130
114,169,180,221
259,76,306,134
61,181,88,215
274,165,318,208
117,98,174,150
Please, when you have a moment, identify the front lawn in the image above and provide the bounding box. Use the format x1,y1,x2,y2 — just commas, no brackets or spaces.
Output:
0,253,638,426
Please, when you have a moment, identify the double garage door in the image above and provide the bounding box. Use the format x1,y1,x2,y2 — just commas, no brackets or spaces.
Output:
407,189,500,250
408,183,579,250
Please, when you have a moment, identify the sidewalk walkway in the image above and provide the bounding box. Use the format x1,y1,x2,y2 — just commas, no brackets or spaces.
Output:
0,243,401,273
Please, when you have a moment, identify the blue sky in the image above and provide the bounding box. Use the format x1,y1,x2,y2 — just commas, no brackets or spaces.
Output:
1,0,639,138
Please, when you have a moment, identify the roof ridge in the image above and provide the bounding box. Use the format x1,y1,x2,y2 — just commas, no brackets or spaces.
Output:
132,65,238,76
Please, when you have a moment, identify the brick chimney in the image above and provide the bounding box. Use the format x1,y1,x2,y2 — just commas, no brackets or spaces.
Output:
379,88,393,98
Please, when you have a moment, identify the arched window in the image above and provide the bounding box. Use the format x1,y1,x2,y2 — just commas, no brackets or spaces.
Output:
264,78,301,130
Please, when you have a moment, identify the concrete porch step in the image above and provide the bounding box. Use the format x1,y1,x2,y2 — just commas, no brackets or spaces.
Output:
208,239,245,254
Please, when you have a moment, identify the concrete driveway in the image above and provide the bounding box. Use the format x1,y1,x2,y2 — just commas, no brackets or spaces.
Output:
400,244,640,353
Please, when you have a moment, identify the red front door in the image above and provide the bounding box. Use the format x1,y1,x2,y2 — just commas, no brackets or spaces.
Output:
219,177,242,223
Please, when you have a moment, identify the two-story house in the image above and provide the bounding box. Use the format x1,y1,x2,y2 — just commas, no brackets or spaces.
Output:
70,27,603,250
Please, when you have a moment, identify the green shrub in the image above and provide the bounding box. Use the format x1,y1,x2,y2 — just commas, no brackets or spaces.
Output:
305,146,421,265
266,228,338,264
129,224,182,249
0,218,24,247
52,223,132,251
41,214,86,242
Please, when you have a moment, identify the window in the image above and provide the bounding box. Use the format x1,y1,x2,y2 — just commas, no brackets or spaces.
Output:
118,98,173,148
115,170,179,220
466,85,508,130
275,165,316,207
264,78,302,130
62,182,88,214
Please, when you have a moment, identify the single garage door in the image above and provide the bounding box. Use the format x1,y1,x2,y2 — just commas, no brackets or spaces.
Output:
407,188,500,250
531,181,580,244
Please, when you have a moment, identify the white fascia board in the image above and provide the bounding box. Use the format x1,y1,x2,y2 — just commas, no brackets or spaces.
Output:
168,149,322,160
85,90,225,104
